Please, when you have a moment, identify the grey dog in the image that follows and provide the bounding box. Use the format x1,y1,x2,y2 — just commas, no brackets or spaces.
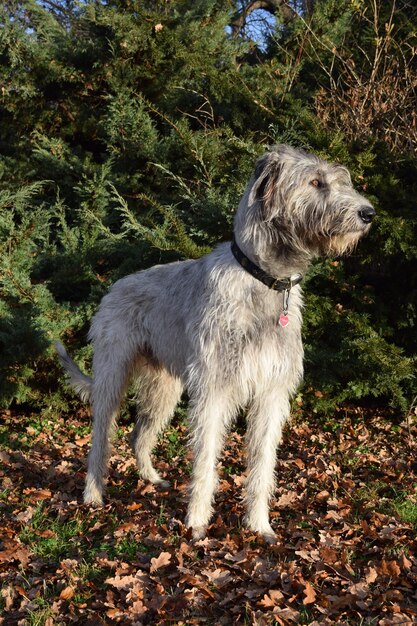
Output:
57,144,375,542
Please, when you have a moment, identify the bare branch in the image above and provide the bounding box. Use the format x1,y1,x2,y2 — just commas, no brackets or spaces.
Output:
230,0,298,36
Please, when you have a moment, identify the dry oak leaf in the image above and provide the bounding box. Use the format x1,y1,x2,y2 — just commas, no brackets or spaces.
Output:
273,607,300,623
303,581,317,605
0,544,29,568
74,434,91,447
259,590,284,607
379,559,401,578
150,551,172,573
365,566,378,584
126,502,143,511
201,568,233,588
16,506,35,523
347,581,369,600
60,586,75,601
22,487,52,501
1,586,15,611
105,574,140,590
379,616,415,625
276,491,299,508
113,522,138,537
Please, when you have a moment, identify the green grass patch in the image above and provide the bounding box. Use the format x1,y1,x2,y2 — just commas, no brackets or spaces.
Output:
26,604,54,626
19,504,86,562
393,498,417,527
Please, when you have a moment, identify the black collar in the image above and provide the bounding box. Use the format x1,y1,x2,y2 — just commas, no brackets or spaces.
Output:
231,236,303,292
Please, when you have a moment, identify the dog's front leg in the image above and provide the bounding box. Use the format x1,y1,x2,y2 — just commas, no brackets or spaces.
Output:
185,391,233,541
244,387,290,543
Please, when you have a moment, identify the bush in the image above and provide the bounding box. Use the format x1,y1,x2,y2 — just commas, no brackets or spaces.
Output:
0,0,415,413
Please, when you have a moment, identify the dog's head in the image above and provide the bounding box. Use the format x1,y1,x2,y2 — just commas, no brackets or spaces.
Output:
246,144,375,257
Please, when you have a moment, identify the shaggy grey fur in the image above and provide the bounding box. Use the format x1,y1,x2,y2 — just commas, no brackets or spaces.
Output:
57,144,374,542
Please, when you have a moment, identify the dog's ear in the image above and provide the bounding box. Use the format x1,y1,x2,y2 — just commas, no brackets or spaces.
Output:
249,150,283,221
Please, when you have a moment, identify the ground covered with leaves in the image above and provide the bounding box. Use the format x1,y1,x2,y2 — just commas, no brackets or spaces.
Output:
1,407,417,625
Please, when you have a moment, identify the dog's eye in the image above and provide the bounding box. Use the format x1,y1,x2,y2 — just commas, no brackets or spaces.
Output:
310,179,322,188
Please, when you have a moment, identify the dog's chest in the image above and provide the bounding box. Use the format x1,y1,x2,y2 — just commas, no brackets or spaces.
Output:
223,289,303,388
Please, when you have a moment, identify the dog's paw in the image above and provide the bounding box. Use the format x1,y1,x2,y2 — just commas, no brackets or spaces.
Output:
191,525,207,541
261,529,278,544
83,488,104,508
245,518,277,544
155,479,170,490
83,496,104,508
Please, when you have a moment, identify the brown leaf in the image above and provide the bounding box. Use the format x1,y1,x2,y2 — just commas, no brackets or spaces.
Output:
273,607,300,623
293,458,305,470
348,581,369,599
380,559,401,578
113,522,138,537
0,545,30,568
1,586,15,611
150,551,172,573
303,581,317,605
365,566,378,584
22,487,52,501
60,586,75,601
0,450,11,463
260,590,284,607
400,554,412,570
379,615,415,625
276,491,299,508
126,502,142,511
106,608,123,618
315,489,330,502
16,506,35,523
201,568,233,588
319,546,338,564
105,574,138,590
38,529,56,538
74,434,91,447
260,593,275,608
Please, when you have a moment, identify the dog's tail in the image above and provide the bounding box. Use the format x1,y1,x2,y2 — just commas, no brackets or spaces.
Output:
55,342,92,403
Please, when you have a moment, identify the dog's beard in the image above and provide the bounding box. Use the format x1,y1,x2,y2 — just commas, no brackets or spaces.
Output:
321,231,365,257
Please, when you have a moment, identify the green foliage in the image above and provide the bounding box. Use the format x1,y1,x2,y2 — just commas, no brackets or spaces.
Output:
0,0,416,413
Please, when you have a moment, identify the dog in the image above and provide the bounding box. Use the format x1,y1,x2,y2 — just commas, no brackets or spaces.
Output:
57,144,375,542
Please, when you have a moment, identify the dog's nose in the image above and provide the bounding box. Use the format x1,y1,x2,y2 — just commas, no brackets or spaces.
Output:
358,206,376,224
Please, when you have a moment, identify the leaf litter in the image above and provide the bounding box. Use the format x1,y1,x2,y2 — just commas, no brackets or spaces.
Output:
1,408,417,624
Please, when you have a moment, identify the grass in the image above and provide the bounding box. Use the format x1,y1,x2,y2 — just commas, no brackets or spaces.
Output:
163,426,186,461
19,504,87,562
393,498,417,527
26,604,54,626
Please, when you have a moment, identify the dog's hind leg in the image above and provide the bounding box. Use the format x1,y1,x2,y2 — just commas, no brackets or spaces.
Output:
84,348,133,506
130,365,183,486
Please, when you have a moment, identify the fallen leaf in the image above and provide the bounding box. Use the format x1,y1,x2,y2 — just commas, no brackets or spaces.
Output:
74,434,91,447
105,574,139,590
276,491,299,507
126,502,142,511
380,559,401,578
303,581,316,605
260,589,284,607
113,522,138,537
365,566,378,584
150,551,172,573
60,586,75,600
